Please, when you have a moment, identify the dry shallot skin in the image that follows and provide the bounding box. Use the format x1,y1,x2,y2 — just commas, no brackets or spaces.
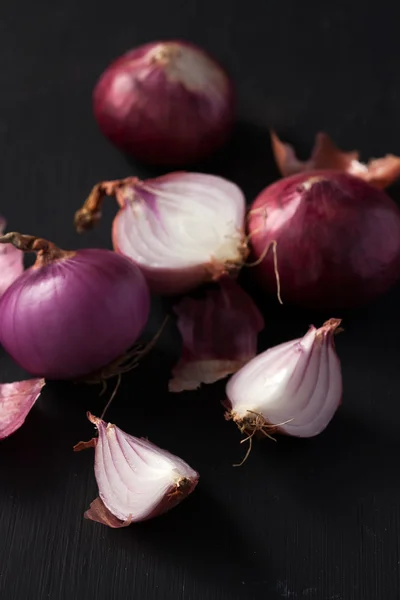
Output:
109,173,248,295
0,379,45,439
169,277,264,392
81,414,199,529
271,130,400,189
248,171,400,309
225,319,342,440
93,40,235,166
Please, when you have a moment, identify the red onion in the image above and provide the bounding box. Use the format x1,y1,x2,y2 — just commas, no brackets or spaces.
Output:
75,172,248,295
169,276,264,392
248,171,400,309
93,40,235,165
0,233,150,379
76,413,199,528
225,319,342,447
271,130,400,189
0,379,45,439
0,217,23,297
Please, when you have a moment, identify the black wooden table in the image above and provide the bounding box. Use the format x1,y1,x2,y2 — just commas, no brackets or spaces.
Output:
1,1,400,599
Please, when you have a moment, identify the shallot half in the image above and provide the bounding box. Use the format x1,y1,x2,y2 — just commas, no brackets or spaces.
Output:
75,413,199,528
225,319,342,449
75,172,248,295
93,40,235,165
0,233,150,379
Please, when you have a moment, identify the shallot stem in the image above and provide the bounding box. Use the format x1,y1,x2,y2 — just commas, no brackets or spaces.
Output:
0,232,71,262
75,177,139,232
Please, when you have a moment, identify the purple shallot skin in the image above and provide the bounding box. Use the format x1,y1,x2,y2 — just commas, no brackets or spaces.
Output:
93,40,235,165
249,170,400,309
0,248,150,379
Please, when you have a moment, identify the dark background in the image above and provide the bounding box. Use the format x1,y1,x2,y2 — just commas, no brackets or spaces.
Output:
1,1,400,599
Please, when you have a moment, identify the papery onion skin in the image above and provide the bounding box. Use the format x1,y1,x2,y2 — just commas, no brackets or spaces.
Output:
0,378,45,439
81,414,199,528
271,130,400,190
248,171,400,309
225,319,342,439
76,172,248,296
93,40,235,166
169,276,264,391
0,235,150,379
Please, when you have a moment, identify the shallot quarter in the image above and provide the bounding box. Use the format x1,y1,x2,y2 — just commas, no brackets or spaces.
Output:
75,172,248,295
93,40,235,165
225,319,343,441
76,413,199,528
0,233,150,379
248,170,400,309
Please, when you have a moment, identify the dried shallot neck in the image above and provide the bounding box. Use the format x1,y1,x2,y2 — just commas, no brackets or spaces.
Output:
75,177,139,232
0,232,74,265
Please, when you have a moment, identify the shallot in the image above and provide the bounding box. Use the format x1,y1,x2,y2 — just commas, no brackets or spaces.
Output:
76,413,199,528
271,131,400,189
169,276,264,392
248,171,400,309
75,172,248,295
0,217,23,297
0,233,150,379
0,379,45,439
93,40,235,165
225,319,342,446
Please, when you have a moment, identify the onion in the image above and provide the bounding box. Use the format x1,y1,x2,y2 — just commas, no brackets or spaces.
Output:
93,40,235,165
271,131,400,189
169,276,264,392
0,233,150,379
75,172,248,295
248,171,400,309
75,413,199,528
0,217,23,297
225,319,342,452
0,379,45,439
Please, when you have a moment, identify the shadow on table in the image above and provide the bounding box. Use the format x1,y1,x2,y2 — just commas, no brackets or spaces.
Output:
122,119,280,203
111,486,270,600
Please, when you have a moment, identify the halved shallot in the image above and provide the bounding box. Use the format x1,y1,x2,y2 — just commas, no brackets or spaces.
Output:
75,172,248,295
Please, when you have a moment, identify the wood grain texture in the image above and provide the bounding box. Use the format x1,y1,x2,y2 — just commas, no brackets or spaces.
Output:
1,0,400,599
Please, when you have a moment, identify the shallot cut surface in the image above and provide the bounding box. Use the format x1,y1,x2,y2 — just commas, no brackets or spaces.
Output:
76,172,247,295
225,319,342,440
80,414,199,528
